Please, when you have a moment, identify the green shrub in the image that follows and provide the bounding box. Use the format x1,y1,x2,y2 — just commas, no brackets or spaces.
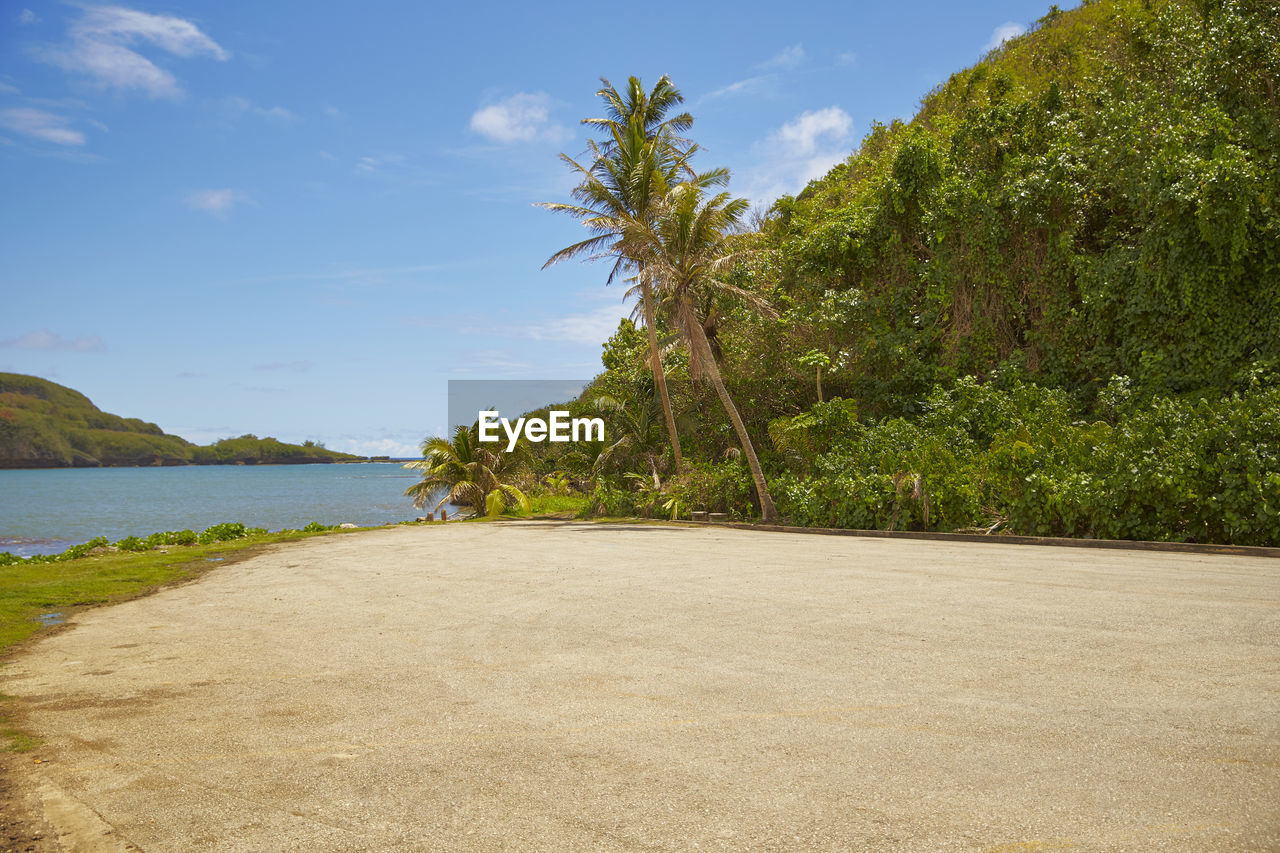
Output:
198,522,247,543
665,461,756,518
772,378,1280,545
114,535,150,552
585,482,643,518
60,536,110,559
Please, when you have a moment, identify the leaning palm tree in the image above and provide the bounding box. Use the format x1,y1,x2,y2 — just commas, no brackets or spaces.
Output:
403,424,530,518
540,76,712,474
632,181,780,522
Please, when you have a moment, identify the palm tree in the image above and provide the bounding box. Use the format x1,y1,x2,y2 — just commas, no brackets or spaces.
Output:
633,182,780,522
403,424,530,518
590,386,680,490
540,75,711,474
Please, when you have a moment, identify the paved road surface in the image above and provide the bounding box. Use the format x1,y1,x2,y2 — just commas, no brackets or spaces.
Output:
3,522,1278,851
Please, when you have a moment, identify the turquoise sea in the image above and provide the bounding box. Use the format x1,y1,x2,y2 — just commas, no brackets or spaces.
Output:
0,463,446,557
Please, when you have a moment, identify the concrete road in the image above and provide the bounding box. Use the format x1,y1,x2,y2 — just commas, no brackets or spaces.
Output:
3,522,1277,851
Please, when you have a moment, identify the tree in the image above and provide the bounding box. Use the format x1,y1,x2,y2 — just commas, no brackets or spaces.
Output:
541,75,711,474
403,424,530,518
590,386,682,490
635,182,781,522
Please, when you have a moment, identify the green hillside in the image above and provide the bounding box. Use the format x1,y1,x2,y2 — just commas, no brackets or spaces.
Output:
0,373,361,468
747,0,1279,412
489,0,1279,545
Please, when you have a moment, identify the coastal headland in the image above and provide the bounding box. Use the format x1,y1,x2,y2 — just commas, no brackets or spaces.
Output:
2,522,1276,851
0,373,366,469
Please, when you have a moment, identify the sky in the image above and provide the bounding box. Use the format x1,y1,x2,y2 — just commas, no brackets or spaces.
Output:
1,0,1062,457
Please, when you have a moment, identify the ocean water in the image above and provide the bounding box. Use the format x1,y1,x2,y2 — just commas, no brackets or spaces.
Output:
0,463,449,556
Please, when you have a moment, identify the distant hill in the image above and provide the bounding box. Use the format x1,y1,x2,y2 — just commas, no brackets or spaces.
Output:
0,373,363,468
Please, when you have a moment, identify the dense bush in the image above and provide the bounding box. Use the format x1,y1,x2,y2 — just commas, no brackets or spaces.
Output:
585,481,644,518
773,379,1280,546
663,461,757,519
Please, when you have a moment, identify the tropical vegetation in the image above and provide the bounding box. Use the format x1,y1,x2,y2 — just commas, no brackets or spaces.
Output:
434,0,1278,546
403,424,531,518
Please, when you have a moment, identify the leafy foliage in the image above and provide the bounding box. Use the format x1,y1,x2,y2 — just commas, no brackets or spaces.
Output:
546,0,1280,546
403,424,531,518
750,0,1279,414
774,379,1279,545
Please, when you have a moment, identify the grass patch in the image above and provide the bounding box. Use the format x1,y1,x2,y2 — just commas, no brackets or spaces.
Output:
528,494,589,515
462,493,590,522
0,694,42,753
0,528,350,656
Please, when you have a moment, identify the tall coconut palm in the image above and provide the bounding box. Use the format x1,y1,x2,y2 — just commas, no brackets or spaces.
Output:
403,424,530,518
540,75,712,474
632,181,780,522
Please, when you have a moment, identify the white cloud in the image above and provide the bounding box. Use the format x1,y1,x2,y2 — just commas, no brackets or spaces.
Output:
0,107,85,145
39,5,227,99
0,329,105,352
704,74,775,100
254,360,314,372
704,44,806,103
213,95,299,125
983,22,1027,53
249,104,297,124
758,44,806,70
0,82,18,94
18,9,38,25
355,153,406,174
525,304,630,346
469,92,567,144
742,106,854,204
329,436,422,459
185,188,248,215
774,107,853,158
836,51,857,67
452,349,531,376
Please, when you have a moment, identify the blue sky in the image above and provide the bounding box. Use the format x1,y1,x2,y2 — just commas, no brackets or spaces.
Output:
1,0,1060,457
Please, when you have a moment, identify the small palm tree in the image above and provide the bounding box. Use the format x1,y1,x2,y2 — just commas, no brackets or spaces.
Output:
634,182,780,522
403,424,530,518
591,388,678,490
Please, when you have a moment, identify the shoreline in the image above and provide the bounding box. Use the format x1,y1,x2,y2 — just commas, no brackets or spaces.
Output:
0,463,434,555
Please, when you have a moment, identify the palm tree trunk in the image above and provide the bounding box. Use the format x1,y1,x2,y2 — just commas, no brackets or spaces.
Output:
640,269,684,473
687,314,778,522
